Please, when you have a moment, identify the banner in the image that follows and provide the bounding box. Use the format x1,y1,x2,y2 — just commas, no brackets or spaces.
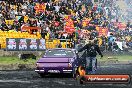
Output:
98,27,108,36
64,26,75,33
6,38,45,51
64,18,75,33
80,75,130,84
38,39,46,50
118,23,126,30
6,38,17,51
34,3,45,13
18,39,28,51
113,22,126,30
21,25,41,33
29,39,38,51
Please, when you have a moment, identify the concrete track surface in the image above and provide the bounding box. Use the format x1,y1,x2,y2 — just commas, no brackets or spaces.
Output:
0,64,132,88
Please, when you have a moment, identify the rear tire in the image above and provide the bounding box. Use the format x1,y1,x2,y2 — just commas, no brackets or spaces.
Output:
39,73,47,78
65,73,74,78
77,76,84,84
74,71,80,80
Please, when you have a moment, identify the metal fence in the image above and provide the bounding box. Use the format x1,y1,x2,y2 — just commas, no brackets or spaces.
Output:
0,38,130,52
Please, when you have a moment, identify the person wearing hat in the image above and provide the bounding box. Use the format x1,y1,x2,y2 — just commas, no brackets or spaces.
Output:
78,38,103,74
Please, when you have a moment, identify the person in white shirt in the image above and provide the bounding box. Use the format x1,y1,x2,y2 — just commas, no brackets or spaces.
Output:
22,9,27,16
54,3,60,12
0,12,2,17
37,20,41,27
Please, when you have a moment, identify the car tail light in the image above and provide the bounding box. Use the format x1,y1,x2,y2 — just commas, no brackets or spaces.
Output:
36,63,39,67
68,63,72,67
36,63,44,67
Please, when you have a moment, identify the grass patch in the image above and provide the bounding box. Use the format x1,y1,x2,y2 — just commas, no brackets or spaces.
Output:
97,55,132,61
0,56,39,65
0,55,131,65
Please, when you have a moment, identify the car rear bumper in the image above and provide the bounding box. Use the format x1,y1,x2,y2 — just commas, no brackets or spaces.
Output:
35,70,45,72
35,67,74,74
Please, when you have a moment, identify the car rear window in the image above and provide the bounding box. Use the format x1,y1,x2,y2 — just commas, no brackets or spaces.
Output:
45,49,74,57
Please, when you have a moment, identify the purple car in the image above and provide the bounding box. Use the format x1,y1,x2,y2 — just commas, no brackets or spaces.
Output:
35,48,79,77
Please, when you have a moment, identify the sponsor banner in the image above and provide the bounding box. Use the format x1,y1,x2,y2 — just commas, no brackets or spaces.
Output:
6,38,17,51
6,38,46,51
21,25,41,32
64,26,75,33
28,39,38,51
64,17,75,33
81,75,130,83
18,38,28,51
38,38,46,50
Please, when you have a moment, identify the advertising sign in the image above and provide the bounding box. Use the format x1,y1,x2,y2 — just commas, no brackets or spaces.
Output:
29,39,38,51
38,38,46,50
6,38,46,51
18,39,28,51
6,38,17,51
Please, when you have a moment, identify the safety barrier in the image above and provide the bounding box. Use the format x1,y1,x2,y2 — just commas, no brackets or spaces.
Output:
1,31,130,52
5,38,75,51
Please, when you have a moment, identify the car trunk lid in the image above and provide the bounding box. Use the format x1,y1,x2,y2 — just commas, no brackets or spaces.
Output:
37,57,72,63
37,57,73,67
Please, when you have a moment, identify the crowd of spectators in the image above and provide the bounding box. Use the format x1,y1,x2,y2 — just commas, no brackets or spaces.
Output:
0,0,131,51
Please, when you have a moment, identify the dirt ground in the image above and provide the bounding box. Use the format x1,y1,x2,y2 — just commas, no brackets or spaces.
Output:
0,64,131,88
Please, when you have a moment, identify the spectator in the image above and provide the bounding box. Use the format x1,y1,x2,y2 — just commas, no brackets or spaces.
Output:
0,0,131,51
